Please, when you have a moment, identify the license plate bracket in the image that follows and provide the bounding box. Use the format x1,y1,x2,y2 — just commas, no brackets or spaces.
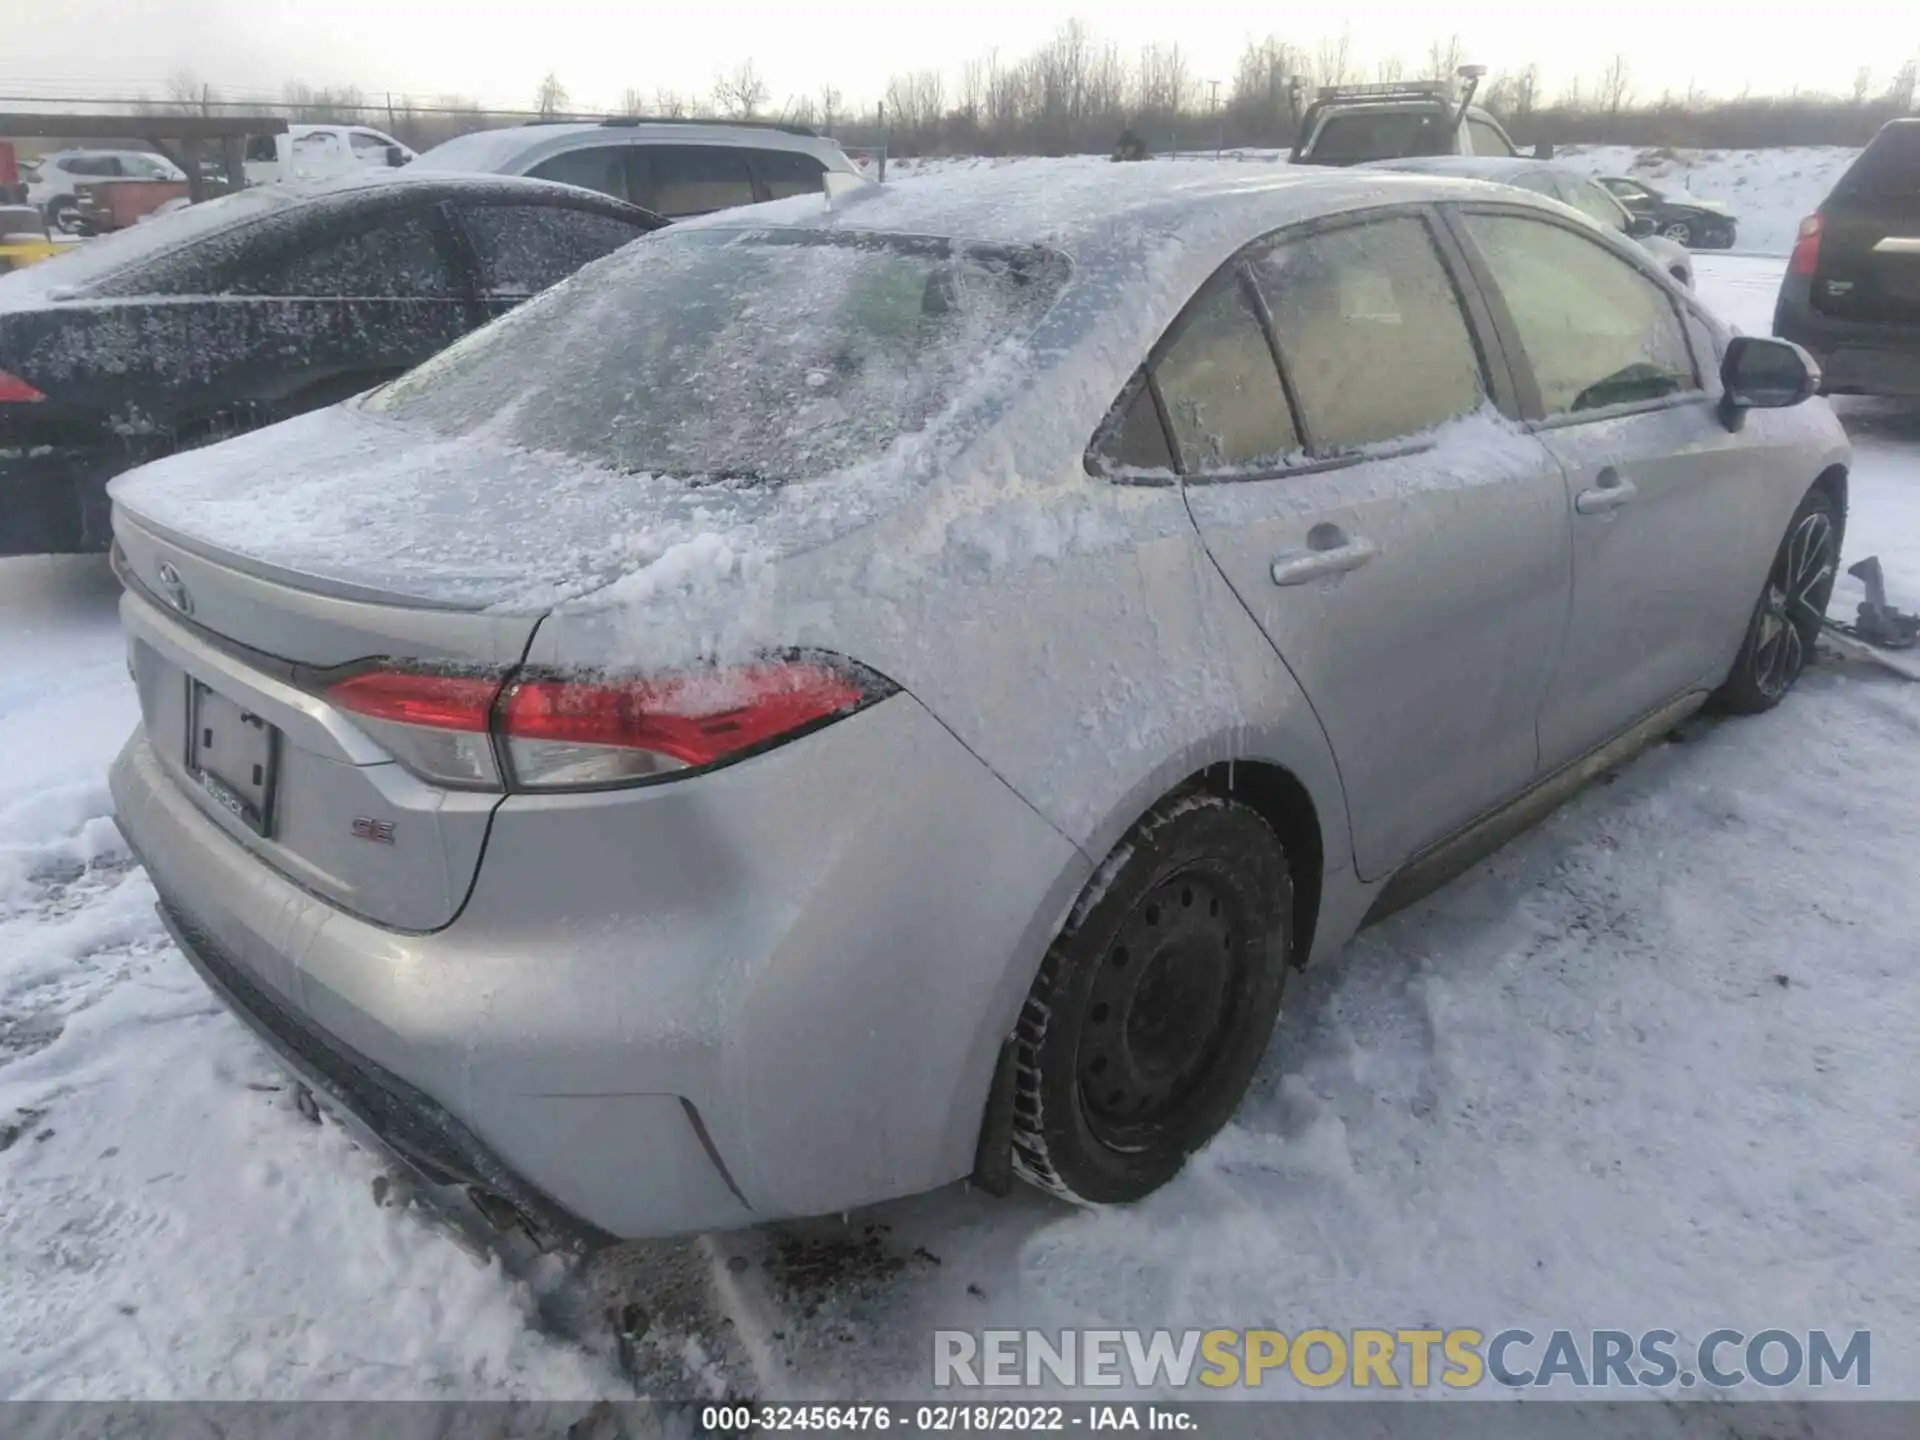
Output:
186,680,279,836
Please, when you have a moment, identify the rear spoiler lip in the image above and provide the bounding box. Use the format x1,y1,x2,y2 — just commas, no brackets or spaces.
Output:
110,501,492,614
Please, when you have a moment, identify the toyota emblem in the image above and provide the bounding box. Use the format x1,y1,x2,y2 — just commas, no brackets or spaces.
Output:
156,560,193,617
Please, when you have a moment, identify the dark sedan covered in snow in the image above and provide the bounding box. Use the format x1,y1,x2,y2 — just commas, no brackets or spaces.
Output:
0,173,662,555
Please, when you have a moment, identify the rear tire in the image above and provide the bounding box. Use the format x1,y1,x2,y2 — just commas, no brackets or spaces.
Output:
1714,487,1839,715
1662,220,1695,246
1011,792,1292,1205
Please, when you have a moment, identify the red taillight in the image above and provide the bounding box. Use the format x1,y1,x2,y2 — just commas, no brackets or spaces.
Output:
325,666,507,789
322,656,891,792
1788,213,1823,276
499,658,882,789
0,368,44,403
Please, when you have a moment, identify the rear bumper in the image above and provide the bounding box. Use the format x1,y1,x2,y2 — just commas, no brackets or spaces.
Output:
0,441,127,555
1774,281,1920,397
110,683,1089,1240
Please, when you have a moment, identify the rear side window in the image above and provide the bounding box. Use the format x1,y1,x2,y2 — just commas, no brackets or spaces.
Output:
1463,212,1695,415
1466,117,1515,157
648,147,757,216
1834,123,1920,199
755,150,828,200
527,146,631,203
233,211,458,298
1151,273,1298,472
459,203,652,296
1252,217,1485,451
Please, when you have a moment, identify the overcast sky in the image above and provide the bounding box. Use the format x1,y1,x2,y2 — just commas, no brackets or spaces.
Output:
2,0,1913,114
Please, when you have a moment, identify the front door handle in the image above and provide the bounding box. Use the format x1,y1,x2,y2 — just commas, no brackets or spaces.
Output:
1270,525,1379,586
1575,468,1638,515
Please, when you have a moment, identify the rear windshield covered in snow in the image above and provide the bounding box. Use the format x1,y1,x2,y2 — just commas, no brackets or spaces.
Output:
366,226,1069,483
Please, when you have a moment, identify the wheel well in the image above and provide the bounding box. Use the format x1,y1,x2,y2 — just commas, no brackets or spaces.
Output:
1190,760,1323,966
1812,463,1849,550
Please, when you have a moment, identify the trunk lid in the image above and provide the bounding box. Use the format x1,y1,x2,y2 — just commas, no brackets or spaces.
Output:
108,400,899,931
1813,123,1920,325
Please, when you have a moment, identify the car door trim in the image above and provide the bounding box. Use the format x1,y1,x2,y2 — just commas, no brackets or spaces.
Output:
1361,688,1708,926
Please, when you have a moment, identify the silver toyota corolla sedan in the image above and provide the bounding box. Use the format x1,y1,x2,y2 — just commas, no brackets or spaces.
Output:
106,161,1849,1246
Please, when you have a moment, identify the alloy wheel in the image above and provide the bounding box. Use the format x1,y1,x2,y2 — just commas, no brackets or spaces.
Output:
1751,510,1835,698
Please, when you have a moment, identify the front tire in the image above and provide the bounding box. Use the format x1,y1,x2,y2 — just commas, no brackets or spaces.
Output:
1714,487,1839,714
1011,792,1292,1205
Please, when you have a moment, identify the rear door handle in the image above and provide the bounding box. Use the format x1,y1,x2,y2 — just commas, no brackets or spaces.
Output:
1270,527,1379,586
1575,468,1638,515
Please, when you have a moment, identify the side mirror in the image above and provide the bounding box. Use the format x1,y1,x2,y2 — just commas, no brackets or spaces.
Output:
1532,141,1554,160
386,146,408,168
1719,335,1819,431
1626,214,1656,238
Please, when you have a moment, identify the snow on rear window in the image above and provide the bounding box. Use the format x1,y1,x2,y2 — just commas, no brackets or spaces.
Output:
366,226,1069,484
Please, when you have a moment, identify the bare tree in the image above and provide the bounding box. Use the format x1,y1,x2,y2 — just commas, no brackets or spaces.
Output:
714,59,770,119
535,71,570,118
1851,67,1872,106
1891,59,1918,111
817,82,844,133
1375,55,1404,84
1315,31,1354,90
1424,35,1464,84
166,67,210,115
1510,62,1540,119
654,87,692,118
1599,53,1633,114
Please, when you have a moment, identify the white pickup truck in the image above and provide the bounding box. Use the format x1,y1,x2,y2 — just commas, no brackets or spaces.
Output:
242,124,416,185
1288,70,1541,168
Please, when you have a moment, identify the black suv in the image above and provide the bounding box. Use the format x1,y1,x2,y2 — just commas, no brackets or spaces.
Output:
1773,119,1920,398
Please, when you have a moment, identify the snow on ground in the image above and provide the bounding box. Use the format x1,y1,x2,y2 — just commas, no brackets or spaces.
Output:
886,145,1859,257
1555,145,1858,257
2,258,1918,1409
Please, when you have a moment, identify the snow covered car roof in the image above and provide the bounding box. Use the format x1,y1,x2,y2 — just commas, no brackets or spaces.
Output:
410,120,854,178
0,172,646,310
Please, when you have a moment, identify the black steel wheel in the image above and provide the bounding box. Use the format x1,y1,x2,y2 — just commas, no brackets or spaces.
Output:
1011,791,1292,1205
1716,488,1839,714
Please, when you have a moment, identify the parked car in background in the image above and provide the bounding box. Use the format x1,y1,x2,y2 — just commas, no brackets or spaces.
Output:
24,149,187,234
1289,73,1526,166
103,164,1845,1248
71,175,193,234
409,118,864,218
1597,175,1738,248
1773,117,1920,397
1363,155,1696,287
0,172,661,554
243,123,416,185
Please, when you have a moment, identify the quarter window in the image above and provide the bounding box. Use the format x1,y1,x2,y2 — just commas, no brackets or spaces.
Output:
1251,217,1485,451
1150,273,1299,472
1466,117,1515,157
1463,212,1696,416
754,150,828,200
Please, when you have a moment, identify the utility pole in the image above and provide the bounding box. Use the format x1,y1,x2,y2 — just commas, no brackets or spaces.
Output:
1208,79,1222,157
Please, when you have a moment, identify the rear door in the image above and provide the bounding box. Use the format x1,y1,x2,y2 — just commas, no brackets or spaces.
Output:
1813,123,1920,326
1447,205,1769,770
1149,209,1571,879
451,198,659,317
